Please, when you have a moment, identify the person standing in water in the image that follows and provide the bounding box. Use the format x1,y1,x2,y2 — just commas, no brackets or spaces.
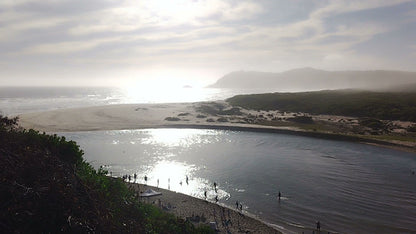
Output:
316,221,321,231
278,191,281,200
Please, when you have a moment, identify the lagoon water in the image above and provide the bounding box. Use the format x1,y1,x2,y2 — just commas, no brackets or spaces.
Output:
62,129,416,233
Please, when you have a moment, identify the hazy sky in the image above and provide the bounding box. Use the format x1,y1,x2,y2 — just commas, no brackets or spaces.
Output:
1,0,416,86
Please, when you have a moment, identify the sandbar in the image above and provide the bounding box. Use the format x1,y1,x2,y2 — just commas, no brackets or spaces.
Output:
18,102,416,153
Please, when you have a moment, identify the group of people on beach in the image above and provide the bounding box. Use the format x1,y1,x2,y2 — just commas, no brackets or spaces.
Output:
121,173,138,183
203,181,220,203
121,171,325,232
235,201,243,211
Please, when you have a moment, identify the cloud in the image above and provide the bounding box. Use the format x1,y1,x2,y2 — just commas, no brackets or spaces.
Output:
19,37,121,55
1,0,416,85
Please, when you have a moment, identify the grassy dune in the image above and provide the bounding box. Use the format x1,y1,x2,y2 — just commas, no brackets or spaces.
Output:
227,90,416,122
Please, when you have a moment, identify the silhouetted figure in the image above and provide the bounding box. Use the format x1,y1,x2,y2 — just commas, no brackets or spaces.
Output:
128,175,131,182
278,191,281,200
186,176,189,185
215,195,219,203
134,173,137,181
144,175,148,184
316,221,321,231
214,182,217,193
204,191,207,200
236,201,239,209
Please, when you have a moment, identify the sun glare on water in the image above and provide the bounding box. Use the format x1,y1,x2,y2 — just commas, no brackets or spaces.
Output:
133,129,229,199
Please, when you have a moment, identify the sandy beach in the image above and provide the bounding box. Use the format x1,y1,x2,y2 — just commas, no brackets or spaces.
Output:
17,102,290,132
127,183,284,233
18,102,416,153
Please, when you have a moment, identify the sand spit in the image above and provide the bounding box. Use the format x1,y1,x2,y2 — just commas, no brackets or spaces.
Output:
18,102,297,133
18,102,415,153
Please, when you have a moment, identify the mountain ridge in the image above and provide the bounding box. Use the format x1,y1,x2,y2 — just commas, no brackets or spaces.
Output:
209,68,416,91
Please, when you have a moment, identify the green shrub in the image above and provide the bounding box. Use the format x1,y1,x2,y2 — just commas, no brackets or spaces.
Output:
0,115,213,233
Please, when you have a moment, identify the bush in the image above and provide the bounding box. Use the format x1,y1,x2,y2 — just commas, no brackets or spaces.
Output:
407,125,416,132
165,117,181,121
0,115,213,233
287,116,314,124
217,117,229,122
360,118,385,130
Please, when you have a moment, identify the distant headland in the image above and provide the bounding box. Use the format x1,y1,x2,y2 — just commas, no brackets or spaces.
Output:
208,68,416,91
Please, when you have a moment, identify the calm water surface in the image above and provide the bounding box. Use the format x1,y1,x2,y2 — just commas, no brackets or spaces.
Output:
62,129,416,233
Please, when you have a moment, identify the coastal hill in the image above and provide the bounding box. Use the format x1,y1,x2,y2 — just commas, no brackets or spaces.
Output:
208,68,416,91
226,90,416,122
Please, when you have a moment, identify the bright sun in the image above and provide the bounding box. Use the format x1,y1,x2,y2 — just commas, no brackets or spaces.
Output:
145,0,212,23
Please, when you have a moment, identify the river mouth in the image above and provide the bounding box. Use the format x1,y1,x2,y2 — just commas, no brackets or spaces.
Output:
61,128,416,233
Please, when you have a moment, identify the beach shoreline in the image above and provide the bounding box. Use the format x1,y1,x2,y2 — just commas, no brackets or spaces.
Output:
18,102,416,154
126,182,309,234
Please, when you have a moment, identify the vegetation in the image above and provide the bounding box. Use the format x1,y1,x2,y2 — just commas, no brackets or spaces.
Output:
216,117,229,122
196,114,207,119
227,90,416,121
408,125,416,132
165,117,181,121
287,116,314,124
0,115,213,233
195,103,242,116
359,118,386,130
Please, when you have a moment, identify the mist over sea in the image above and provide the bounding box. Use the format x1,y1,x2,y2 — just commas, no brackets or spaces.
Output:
0,86,274,116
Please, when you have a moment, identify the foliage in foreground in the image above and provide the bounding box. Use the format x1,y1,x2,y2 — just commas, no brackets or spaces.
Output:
0,115,213,233
227,90,416,121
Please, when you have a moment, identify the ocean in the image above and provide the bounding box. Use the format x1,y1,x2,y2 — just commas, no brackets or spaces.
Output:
0,86,272,116
1,86,416,233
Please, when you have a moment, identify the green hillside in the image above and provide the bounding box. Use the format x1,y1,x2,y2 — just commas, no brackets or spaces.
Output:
227,90,416,122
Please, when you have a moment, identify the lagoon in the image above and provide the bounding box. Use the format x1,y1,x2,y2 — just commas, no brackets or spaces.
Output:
62,128,416,233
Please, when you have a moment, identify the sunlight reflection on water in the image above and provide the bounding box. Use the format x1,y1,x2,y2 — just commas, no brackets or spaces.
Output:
62,129,416,233
113,129,230,200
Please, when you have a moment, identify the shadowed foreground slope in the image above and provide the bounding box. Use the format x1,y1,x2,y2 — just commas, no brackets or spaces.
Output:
0,115,212,233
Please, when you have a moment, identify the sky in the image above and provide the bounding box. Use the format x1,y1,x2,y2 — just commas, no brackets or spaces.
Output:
1,0,416,87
